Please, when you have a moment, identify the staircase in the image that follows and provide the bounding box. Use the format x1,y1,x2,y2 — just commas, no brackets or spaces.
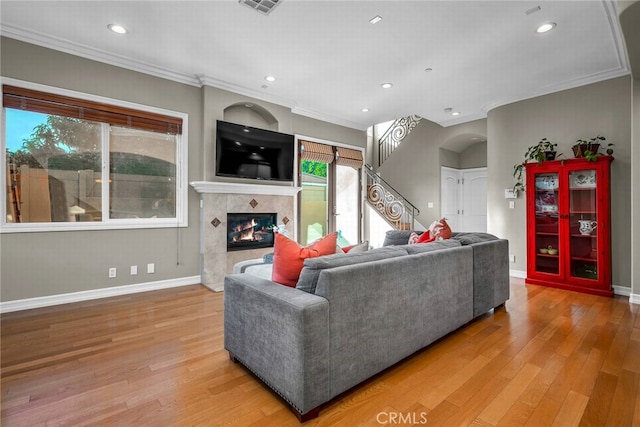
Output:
367,115,422,231
377,115,421,166
364,164,419,231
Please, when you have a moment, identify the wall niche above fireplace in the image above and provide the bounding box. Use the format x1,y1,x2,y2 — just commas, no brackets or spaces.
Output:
227,212,277,252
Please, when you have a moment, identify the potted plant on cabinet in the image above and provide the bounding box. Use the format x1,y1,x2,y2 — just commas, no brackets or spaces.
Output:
512,138,563,194
572,135,614,161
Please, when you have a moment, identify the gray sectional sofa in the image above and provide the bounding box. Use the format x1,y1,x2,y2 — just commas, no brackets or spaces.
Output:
223,231,509,421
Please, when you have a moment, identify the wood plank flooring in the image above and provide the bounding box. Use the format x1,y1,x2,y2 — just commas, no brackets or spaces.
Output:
2,278,639,426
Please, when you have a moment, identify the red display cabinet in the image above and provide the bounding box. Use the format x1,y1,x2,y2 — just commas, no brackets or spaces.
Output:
525,156,613,297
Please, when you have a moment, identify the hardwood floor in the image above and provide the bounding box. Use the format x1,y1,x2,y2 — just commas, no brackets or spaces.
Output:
2,279,639,426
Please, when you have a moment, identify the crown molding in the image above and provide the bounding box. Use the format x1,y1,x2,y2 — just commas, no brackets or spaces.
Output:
196,75,368,131
2,24,368,131
480,66,631,117
1,24,201,87
291,106,369,131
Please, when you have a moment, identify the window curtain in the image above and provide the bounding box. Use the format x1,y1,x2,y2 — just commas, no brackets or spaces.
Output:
335,146,363,169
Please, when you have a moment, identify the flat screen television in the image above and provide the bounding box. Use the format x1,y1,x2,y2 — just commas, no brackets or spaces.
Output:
215,120,294,182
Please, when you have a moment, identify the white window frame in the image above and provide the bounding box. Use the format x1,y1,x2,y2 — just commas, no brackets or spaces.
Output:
0,77,188,233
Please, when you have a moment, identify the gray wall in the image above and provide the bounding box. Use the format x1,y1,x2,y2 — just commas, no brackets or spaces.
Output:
378,119,487,226
460,141,488,169
1,38,203,301
487,76,632,289
618,0,639,297
0,37,366,302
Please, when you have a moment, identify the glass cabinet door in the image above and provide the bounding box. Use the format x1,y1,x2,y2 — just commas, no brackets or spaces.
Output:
568,169,598,280
533,173,560,275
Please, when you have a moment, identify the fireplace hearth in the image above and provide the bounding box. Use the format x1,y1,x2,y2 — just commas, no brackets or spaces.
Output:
227,212,277,251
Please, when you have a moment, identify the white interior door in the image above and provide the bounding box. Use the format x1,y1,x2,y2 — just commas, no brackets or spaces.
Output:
461,168,487,232
441,167,460,231
441,167,487,233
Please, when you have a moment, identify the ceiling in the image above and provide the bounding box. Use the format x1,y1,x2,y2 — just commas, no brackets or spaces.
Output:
0,1,630,131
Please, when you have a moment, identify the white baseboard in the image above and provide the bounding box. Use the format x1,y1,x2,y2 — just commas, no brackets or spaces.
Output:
612,285,631,297
0,276,201,313
630,293,640,305
509,269,527,279
202,283,224,293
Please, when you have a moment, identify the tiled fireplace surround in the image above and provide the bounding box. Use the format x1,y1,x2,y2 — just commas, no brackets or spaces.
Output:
191,181,300,290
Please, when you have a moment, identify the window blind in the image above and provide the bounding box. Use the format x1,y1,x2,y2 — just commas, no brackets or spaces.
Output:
335,146,363,169
299,140,335,163
2,85,182,135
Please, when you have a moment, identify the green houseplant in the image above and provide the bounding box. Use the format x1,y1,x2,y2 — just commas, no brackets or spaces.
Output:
572,135,614,161
512,138,563,194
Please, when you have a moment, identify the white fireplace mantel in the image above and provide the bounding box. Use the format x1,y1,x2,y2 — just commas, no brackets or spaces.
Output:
190,181,301,196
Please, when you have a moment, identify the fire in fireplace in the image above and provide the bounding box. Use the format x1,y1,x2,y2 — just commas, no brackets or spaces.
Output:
227,213,277,251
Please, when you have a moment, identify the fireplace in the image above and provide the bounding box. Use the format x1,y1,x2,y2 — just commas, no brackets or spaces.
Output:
227,212,277,251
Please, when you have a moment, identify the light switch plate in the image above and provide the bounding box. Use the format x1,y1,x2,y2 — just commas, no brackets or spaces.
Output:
504,189,518,199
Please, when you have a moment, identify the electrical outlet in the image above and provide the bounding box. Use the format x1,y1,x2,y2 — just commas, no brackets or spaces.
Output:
147,263,155,274
108,267,117,278
509,255,516,263
130,265,138,275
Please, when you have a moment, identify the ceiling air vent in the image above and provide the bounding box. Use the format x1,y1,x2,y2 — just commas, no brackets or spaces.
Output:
239,0,283,16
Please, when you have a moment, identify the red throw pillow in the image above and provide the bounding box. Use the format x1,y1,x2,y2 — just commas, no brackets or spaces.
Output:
417,231,436,243
272,232,338,287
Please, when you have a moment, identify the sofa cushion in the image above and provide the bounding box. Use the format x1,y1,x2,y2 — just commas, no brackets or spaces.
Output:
451,232,499,245
402,239,461,255
296,246,409,294
272,232,338,287
383,230,416,246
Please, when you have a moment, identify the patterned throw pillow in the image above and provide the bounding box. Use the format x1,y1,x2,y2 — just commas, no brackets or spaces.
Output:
417,230,436,243
341,241,369,253
408,232,421,244
428,218,453,240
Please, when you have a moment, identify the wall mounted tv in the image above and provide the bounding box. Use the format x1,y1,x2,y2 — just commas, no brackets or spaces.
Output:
215,120,295,182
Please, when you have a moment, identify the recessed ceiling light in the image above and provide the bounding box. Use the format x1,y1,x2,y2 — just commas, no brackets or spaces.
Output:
265,75,276,82
369,15,383,24
361,108,369,112
245,103,254,108
444,107,452,113
424,68,433,72
452,111,461,116
536,22,556,33
107,24,127,34
381,83,393,89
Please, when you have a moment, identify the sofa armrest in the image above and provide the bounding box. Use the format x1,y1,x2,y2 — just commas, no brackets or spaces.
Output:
469,239,510,316
223,274,330,416
232,258,266,274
